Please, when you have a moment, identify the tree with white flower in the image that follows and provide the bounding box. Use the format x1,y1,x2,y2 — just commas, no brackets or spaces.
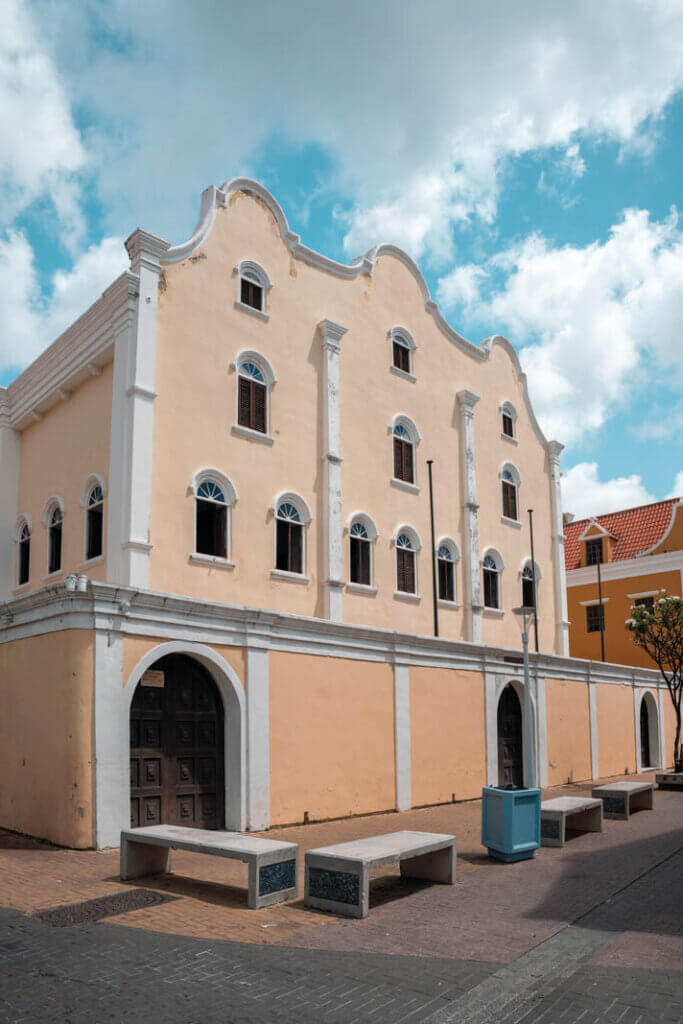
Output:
625,594,683,772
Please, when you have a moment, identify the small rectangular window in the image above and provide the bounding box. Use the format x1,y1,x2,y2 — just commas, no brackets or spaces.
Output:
393,438,414,483
196,500,227,558
392,342,411,373
502,413,514,437
276,520,303,574
396,548,416,594
502,481,518,520
240,277,263,311
586,604,604,632
634,596,654,613
350,537,371,586
585,538,603,565
483,568,499,609
438,559,454,602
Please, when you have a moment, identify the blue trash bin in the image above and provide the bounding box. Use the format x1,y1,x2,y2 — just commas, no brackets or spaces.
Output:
481,785,541,862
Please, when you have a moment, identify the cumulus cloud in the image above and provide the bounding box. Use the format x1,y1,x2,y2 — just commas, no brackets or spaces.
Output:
666,471,683,500
439,208,683,446
0,232,126,374
561,462,658,518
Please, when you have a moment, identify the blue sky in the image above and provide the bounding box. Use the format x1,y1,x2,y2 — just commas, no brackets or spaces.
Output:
2,0,682,516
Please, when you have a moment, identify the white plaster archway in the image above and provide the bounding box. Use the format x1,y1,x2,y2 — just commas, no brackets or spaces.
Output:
636,687,661,771
94,639,246,848
485,672,546,789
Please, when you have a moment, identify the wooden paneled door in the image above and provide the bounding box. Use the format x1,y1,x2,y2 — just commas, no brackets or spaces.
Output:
130,654,224,830
497,685,524,788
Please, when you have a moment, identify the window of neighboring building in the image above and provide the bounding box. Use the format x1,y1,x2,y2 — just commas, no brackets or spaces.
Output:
396,532,417,594
17,521,30,585
522,562,536,607
47,505,63,574
195,480,228,559
85,485,104,561
585,538,603,565
393,424,415,483
501,402,517,438
634,596,655,614
238,361,267,433
586,604,604,632
392,335,411,374
349,520,372,586
483,552,501,609
501,467,519,521
276,501,304,574
437,544,456,603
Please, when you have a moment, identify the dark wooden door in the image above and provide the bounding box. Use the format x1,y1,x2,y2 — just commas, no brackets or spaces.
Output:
640,698,651,768
130,655,224,830
497,685,523,787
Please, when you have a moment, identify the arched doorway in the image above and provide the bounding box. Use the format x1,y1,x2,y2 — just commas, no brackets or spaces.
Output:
639,692,659,770
497,684,523,787
130,654,225,830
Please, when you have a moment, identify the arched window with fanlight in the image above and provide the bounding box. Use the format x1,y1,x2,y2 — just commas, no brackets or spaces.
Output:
85,484,104,561
275,498,309,575
483,550,502,609
349,515,377,587
395,529,420,595
195,480,228,558
501,402,517,439
521,559,540,608
47,504,63,574
238,361,267,433
236,260,271,315
16,518,30,586
501,465,520,521
392,417,420,485
437,539,459,603
390,327,416,376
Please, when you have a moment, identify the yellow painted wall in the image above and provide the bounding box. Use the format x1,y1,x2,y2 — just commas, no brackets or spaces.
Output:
409,667,486,806
596,683,636,777
567,570,682,669
15,364,113,593
0,630,94,847
269,652,395,825
545,678,592,785
651,503,683,555
150,190,559,649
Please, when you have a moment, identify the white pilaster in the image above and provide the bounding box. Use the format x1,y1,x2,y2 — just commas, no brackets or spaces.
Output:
536,672,548,787
588,679,599,779
548,440,570,656
658,686,667,768
93,627,127,848
318,319,348,622
0,390,20,601
394,663,412,811
457,390,482,642
484,671,500,786
107,231,169,588
246,645,270,831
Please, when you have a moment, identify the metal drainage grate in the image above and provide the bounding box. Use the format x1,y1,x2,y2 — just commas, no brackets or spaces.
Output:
35,888,177,927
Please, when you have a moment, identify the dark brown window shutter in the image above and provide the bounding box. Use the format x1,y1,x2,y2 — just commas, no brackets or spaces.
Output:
503,482,517,520
290,523,303,574
394,437,403,479
253,381,266,432
238,377,251,428
404,441,414,483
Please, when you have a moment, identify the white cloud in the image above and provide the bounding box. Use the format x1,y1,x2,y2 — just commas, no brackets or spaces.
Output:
440,208,683,445
436,263,487,312
561,462,657,518
0,232,126,373
666,471,683,499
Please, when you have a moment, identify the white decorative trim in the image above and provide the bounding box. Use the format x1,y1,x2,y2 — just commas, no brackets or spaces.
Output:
536,673,549,787
482,546,504,571
192,468,238,505
438,599,460,609
548,440,569,656
635,687,662,771
501,433,519,445
389,326,417,351
393,524,422,550
232,349,277,387
501,516,522,529
391,478,420,495
347,512,379,542
485,673,538,787
189,554,235,571
580,597,611,606
236,259,272,291
627,590,661,599
346,583,378,596
230,424,274,445
270,569,310,585
394,590,421,603
390,365,417,383
578,518,616,542
393,664,411,811
41,495,64,526
234,300,270,322
319,319,348,622
79,473,107,508
79,555,104,570
125,384,157,402
483,607,505,617
637,500,682,556
391,413,421,444
272,491,312,524
246,646,270,830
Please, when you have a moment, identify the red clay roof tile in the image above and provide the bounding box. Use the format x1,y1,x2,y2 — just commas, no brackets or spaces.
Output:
564,498,679,571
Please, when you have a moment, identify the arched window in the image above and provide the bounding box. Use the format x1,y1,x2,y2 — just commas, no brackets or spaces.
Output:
483,551,502,609
85,485,104,561
501,402,517,439
349,515,377,587
16,518,30,586
236,260,271,314
233,350,275,438
275,499,307,575
392,418,419,485
390,327,416,376
437,539,459,603
501,465,520,521
47,505,63,574
195,480,228,558
521,560,539,608
395,530,419,595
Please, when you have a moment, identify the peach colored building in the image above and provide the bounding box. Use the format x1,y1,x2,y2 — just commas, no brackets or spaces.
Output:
0,180,671,848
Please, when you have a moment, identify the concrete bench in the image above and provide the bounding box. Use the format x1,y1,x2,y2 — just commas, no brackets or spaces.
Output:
304,830,456,919
540,797,603,847
120,825,298,909
591,781,654,820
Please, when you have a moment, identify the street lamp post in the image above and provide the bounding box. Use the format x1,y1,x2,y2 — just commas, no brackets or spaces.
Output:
512,604,536,790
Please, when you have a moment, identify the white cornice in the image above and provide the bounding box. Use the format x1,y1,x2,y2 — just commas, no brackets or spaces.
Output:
567,549,683,586
0,581,664,689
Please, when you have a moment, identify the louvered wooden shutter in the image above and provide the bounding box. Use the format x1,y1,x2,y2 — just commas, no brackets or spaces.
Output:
290,523,303,574
238,377,251,427
394,438,403,479
253,381,266,432
404,442,414,483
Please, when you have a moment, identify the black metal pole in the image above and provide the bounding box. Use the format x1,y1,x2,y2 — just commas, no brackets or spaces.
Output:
596,554,606,662
427,460,439,638
528,509,539,653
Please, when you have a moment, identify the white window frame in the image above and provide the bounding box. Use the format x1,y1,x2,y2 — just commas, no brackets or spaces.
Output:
500,463,521,524
232,348,277,444
482,547,504,611
235,259,272,320
389,326,417,381
191,469,238,567
79,473,107,564
436,536,460,605
347,513,378,591
390,414,421,491
393,524,421,600
271,491,312,581
501,401,518,442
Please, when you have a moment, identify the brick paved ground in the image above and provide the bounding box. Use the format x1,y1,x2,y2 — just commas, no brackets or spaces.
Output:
0,771,681,1022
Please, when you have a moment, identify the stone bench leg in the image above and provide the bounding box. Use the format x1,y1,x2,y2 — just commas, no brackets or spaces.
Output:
601,796,629,820
400,845,456,884
568,805,603,834
541,814,566,847
248,855,299,910
305,859,369,918
120,839,171,881
632,789,654,812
